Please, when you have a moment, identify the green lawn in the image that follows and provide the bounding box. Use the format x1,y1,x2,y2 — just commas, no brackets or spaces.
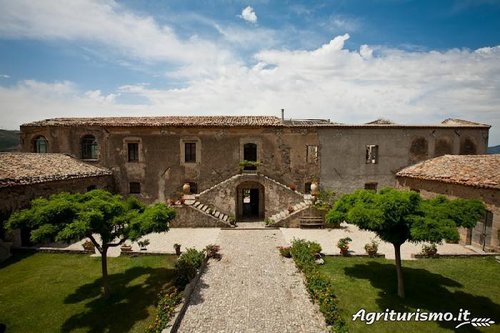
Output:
0,252,177,333
320,256,500,333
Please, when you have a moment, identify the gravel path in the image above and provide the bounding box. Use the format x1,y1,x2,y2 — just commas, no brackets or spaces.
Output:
177,230,328,333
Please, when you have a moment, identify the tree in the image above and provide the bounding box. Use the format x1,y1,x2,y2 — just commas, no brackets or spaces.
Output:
7,190,176,298
326,188,485,298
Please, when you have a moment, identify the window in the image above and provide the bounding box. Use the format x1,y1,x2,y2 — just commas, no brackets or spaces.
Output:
184,142,196,163
34,136,48,153
129,182,141,194
366,145,378,164
364,182,378,191
81,135,98,160
128,143,139,162
306,145,318,164
304,182,312,194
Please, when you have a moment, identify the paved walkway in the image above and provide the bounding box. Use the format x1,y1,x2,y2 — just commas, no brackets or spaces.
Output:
177,230,328,333
281,222,478,260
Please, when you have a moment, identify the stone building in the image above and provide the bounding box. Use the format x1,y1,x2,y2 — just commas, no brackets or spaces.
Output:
18,115,489,227
396,155,499,252
0,152,113,245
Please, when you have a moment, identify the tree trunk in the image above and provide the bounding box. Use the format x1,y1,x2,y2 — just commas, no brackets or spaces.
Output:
101,245,110,299
393,243,405,298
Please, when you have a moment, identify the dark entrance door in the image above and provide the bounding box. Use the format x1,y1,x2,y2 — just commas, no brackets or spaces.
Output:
242,188,260,219
236,182,265,221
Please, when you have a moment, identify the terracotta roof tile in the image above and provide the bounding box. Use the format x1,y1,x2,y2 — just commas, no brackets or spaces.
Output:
0,153,112,188
396,155,500,190
22,116,284,128
20,116,490,129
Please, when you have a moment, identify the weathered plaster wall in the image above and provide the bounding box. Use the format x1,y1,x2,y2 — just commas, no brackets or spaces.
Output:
397,177,499,251
21,126,320,204
318,127,489,195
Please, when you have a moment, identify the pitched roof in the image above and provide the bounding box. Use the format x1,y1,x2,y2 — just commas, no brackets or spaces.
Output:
0,153,112,188
365,118,397,125
396,155,500,190
441,118,488,126
22,116,284,128
21,116,490,129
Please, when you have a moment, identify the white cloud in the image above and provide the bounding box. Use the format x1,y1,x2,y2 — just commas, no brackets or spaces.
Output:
239,6,257,24
1,35,499,144
0,0,234,78
0,74,9,78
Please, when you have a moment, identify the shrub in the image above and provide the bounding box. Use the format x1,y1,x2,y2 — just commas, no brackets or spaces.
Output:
146,286,182,333
290,239,346,331
421,243,438,257
175,248,205,289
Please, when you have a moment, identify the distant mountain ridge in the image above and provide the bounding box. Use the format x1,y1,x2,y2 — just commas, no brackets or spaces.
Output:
0,129,20,152
488,145,500,154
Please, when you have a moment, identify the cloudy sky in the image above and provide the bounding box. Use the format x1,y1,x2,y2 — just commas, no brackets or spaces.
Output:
0,0,499,144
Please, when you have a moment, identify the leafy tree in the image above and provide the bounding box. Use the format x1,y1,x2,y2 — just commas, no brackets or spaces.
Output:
7,190,176,298
326,188,485,298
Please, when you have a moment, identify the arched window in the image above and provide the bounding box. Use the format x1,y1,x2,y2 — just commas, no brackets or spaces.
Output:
435,137,453,157
34,136,48,153
409,137,428,163
460,137,477,155
81,135,98,159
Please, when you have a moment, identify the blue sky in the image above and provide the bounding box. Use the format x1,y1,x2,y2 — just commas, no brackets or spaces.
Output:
0,0,499,144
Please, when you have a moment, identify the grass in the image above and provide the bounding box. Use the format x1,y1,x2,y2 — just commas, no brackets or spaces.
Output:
0,252,177,333
320,256,500,333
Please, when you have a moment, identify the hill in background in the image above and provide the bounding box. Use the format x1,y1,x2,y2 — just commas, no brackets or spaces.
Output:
488,145,500,154
0,129,20,152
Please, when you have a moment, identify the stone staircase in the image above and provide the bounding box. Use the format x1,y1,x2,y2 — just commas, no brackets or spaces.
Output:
267,198,312,225
190,201,232,224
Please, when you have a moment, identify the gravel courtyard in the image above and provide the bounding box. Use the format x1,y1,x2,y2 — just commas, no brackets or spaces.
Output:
177,229,328,333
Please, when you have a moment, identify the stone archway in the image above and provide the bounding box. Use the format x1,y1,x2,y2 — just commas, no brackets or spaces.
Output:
236,181,265,221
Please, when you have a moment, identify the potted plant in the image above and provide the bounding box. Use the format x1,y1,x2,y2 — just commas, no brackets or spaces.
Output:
205,244,221,259
174,243,182,256
120,243,132,252
287,205,295,214
81,240,95,252
364,239,379,257
138,239,150,251
288,183,297,191
421,243,438,257
337,237,352,256
239,160,261,171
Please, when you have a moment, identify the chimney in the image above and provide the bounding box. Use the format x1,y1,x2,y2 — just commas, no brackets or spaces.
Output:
281,108,285,122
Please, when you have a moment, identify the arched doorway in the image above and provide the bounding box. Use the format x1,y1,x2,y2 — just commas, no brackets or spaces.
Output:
236,181,265,221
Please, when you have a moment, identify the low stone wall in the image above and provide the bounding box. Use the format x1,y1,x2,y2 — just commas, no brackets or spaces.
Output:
170,206,229,228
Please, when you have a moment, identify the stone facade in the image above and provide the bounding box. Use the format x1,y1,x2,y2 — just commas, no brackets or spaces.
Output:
18,116,490,225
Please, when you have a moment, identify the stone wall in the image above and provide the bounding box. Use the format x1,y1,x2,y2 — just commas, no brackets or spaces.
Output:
318,127,489,195
20,124,489,206
396,177,499,252
198,173,304,220
170,205,229,228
